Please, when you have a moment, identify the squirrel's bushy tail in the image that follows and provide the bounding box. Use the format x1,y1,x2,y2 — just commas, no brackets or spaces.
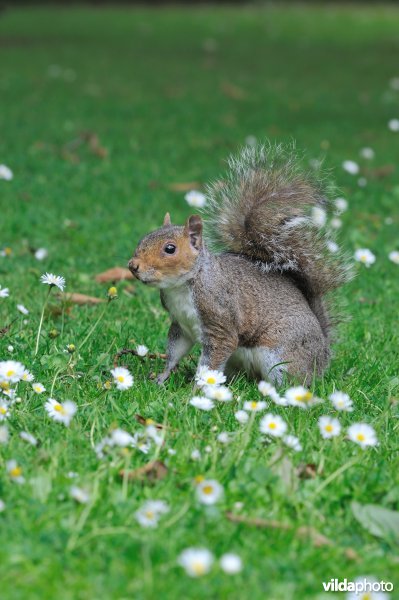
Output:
204,143,352,337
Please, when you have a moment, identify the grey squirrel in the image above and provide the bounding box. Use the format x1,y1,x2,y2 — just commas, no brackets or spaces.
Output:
128,143,351,385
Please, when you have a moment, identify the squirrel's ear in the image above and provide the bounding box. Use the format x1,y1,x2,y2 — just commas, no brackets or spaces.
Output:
163,212,171,226
184,215,203,250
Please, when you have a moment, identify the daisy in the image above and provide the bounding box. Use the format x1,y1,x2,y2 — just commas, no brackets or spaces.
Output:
17,304,29,315
234,410,249,424
195,367,226,388
21,369,34,382
318,416,341,439
40,272,66,291
190,396,215,411
217,432,230,444
347,423,378,448
0,425,9,444
110,428,135,447
0,286,9,298
135,500,169,528
347,576,389,600
20,431,38,446
334,197,348,213
107,286,118,299
34,248,48,261
342,160,360,175
70,486,90,504
136,344,149,357
45,398,77,426
0,165,13,181
258,380,286,405
311,206,327,228
110,367,134,390
32,382,45,394
0,401,10,421
360,147,375,160
196,479,223,505
243,400,267,412
329,391,353,412
185,190,207,208
354,248,376,267
178,548,214,577
203,385,232,402
283,434,302,452
6,459,25,484
330,217,342,229
326,240,339,253
285,386,320,408
131,433,151,454
388,250,399,264
0,360,25,383
191,449,201,460
388,118,399,132
259,413,287,437
220,553,243,574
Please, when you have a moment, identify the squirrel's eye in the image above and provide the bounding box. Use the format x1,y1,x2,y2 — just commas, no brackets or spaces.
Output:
164,243,176,255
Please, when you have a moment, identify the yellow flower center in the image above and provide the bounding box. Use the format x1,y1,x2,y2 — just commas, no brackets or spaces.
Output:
0,407,7,415
145,511,154,519
116,376,125,383
192,562,206,576
146,418,155,425
206,377,216,385
4,247,12,256
0,382,9,390
54,404,65,414
6,370,15,378
268,422,276,429
194,475,204,484
250,401,258,409
10,466,22,477
202,485,214,495
356,433,365,442
325,424,333,432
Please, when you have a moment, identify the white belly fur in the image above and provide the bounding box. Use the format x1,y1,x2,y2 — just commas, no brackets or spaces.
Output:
228,347,285,383
163,284,202,342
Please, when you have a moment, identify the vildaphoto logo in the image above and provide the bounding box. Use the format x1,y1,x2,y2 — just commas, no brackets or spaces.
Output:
322,578,393,594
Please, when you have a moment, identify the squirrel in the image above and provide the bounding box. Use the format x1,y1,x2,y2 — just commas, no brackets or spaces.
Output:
128,143,351,385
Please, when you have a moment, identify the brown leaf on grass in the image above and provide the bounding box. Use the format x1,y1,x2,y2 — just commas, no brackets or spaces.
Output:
225,512,291,530
297,526,333,548
60,292,105,305
167,182,202,192
134,414,166,430
95,267,134,283
221,81,248,100
296,463,318,479
120,460,168,482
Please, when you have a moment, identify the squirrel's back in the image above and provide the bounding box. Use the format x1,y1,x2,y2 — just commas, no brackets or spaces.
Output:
203,143,352,338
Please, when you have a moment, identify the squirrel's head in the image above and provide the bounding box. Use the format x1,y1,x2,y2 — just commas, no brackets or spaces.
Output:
128,213,203,288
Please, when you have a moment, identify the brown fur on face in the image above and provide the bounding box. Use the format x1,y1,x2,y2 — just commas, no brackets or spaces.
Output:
128,214,203,287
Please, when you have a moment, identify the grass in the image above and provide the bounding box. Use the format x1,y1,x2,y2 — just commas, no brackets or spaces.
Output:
0,5,399,599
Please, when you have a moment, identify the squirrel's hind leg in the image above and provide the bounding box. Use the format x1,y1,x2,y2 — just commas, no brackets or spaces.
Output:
155,322,193,385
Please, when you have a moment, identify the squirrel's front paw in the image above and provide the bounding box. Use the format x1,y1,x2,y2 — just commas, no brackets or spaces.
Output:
153,371,170,385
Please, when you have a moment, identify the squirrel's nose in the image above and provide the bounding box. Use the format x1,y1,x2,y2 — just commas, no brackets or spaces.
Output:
128,258,140,274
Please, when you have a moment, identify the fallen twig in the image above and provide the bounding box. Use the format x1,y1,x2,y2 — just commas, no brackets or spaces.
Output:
113,348,167,368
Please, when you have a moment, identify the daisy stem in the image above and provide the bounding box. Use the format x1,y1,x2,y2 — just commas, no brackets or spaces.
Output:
34,286,52,357
79,301,109,350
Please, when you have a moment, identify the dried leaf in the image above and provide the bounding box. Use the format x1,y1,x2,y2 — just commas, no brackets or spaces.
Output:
167,182,202,192
120,460,168,482
60,292,105,305
296,463,318,479
95,267,134,283
297,526,333,547
134,414,165,430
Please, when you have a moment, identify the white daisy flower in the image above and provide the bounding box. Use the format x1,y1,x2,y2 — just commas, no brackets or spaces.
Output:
190,396,215,411
285,386,321,408
0,286,9,298
6,459,25,484
342,160,360,175
220,553,243,574
196,479,223,505
330,217,342,229
110,366,134,390
326,240,339,253
243,400,267,412
334,197,348,213
136,344,149,357
17,304,29,315
217,432,230,444
0,360,25,383
191,449,201,460
360,147,375,160
347,423,378,448
185,190,207,208
354,248,376,267
45,398,77,426
145,424,164,447
259,413,287,437
21,369,34,382
34,248,48,261
178,548,214,577
110,428,135,447
0,401,10,421
32,382,45,394
311,206,327,228
329,391,353,412
131,433,151,455
234,410,249,424
0,165,13,181
20,431,38,446
7,345,13,353
283,434,302,452
203,385,232,402
70,486,90,504
257,380,286,405
40,272,66,291
388,250,399,264
318,416,341,439
135,500,169,528
347,576,389,599
388,118,399,132
195,367,226,388
0,425,9,444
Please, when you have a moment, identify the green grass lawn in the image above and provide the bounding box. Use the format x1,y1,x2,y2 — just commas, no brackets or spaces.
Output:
0,5,399,599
